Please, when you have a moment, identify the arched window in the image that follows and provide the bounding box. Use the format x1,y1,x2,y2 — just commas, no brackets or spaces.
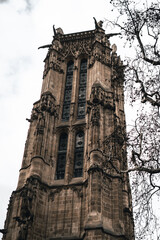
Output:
77,59,87,119
56,133,68,179
62,61,74,120
74,131,84,177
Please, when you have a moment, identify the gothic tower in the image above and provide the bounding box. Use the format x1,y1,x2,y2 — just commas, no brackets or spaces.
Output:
2,21,134,240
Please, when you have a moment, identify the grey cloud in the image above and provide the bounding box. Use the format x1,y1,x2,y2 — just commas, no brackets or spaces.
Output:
0,0,9,3
19,0,39,13
24,0,32,12
0,0,35,13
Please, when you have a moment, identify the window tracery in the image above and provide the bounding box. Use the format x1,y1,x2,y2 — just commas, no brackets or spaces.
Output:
77,59,87,119
62,61,74,120
74,131,84,177
56,133,68,179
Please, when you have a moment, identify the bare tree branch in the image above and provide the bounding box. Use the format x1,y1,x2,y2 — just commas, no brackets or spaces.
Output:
121,167,160,174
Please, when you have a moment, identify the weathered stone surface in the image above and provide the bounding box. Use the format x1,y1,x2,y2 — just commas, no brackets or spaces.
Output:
2,23,134,240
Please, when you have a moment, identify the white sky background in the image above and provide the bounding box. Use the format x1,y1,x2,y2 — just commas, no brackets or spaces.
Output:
0,0,149,238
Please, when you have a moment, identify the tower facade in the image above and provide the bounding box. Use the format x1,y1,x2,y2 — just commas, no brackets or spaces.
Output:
2,22,134,240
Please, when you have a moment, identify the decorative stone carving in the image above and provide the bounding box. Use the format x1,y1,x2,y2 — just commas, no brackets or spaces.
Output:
61,37,93,59
41,92,55,112
36,115,45,135
112,44,117,53
111,50,125,84
88,45,111,68
20,189,33,220
88,84,115,111
43,43,64,78
53,25,64,37
88,55,95,68
93,17,104,34
48,188,62,202
71,186,83,198
52,61,64,73
56,27,64,35
103,126,125,161
26,174,39,188
91,105,100,126
14,186,35,240
43,29,112,70
31,92,57,121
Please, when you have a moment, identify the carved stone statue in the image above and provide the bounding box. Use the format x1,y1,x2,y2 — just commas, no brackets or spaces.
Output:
56,27,64,35
93,17,103,30
53,25,64,36
112,44,117,53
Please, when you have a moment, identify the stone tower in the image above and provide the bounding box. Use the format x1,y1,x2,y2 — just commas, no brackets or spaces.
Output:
2,21,134,240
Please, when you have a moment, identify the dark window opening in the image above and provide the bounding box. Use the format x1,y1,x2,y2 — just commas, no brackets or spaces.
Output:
62,61,74,121
56,133,68,179
77,59,87,119
74,131,84,177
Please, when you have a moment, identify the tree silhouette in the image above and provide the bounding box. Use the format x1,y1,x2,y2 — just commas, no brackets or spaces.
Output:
107,0,160,239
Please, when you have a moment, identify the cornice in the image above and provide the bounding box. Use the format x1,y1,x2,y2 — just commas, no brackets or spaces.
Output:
59,29,96,42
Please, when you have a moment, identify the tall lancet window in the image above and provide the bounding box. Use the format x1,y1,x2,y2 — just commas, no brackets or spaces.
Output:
62,61,74,120
74,131,84,177
77,59,87,119
56,133,68,179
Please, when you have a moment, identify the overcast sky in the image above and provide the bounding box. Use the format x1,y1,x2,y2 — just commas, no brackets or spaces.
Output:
0,0,142,237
